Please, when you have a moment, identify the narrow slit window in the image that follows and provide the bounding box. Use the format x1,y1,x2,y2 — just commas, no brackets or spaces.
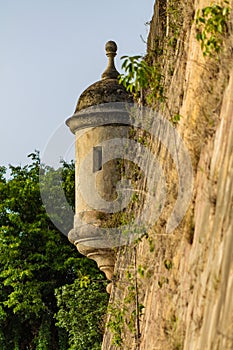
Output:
93,146,102,172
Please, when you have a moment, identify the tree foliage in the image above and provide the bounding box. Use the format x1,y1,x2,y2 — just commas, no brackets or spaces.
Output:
55,278,108,350
0,152,108,349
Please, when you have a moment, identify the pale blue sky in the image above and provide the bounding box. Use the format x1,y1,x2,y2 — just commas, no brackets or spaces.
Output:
0,0,154,168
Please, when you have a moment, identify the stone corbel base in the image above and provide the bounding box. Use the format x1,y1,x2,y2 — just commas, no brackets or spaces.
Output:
77,244,116,294
68,230,116,293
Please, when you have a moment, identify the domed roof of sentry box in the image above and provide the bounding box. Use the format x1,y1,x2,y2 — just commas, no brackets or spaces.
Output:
75,41,133,112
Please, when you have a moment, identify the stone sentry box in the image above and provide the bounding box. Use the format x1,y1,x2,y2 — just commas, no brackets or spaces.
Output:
66,41,133,292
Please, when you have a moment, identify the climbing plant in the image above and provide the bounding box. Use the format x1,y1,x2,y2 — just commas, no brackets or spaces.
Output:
107,247,145,349
118,55,165,104
196,1,231,56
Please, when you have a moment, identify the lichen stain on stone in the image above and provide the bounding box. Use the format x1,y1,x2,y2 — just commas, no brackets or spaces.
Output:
75,79,133,112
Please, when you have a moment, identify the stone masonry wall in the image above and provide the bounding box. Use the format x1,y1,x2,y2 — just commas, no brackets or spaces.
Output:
102,1,233,349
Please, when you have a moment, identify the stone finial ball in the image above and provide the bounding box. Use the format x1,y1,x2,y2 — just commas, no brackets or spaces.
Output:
105,41,117,53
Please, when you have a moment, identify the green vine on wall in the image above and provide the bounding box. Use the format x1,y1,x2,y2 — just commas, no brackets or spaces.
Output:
118,55,165,104
107,248,145,349
118,55,183,126
166,0,184,49
107,304,126,346
196,1,231,57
